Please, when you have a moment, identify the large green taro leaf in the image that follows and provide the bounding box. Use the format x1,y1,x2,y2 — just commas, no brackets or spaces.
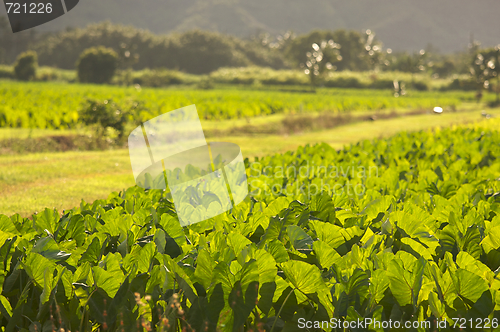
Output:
281,260,324,295
387,256,426,307
451,268,489,303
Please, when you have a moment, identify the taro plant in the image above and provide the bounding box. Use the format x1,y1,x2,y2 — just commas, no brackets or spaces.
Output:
1,119,500,331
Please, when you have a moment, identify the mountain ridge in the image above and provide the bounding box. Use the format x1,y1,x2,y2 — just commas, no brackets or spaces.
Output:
2,0,499,52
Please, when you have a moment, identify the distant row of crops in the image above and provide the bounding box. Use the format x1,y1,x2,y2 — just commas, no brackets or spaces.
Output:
0,82,485,129
0,64,478,91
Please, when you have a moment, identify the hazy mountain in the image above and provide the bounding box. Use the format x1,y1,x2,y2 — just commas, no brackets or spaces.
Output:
3,0,499,52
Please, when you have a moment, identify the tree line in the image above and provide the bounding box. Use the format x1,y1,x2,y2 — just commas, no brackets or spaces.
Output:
0,20,481,78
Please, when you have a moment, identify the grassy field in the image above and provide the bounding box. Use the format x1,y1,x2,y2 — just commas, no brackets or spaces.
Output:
1,107,498,217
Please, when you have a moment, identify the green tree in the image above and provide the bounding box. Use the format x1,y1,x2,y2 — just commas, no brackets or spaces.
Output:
0,17,8,64
251,30,295,51
35,22,154,70
300,40,341,88
0,16,37,64
14,51,38,81
483,47,500,104
117,41,140,86
172,30,249,74
431,59,456,78
387,50,427,89
470,48,499,103
34,23,285,74
237,33,290,70
78,99,144,144
286,29,375,71
77,46,118,84
362,29,384,71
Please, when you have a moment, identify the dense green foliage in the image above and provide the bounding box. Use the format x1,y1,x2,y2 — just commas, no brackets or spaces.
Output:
77,99,141,143
77,47,119,84
32,23,470,77
0,119,499,331
0,17,36,65
0,21,489,93
0,20,479,78
31,23,287,74
13,51,37,81
470,47,500,104
2,0,498,56
123,69,200,87
284,30,377,71
166,30,248,74
0,66,14,79
0,81,476,129
1,19,493,94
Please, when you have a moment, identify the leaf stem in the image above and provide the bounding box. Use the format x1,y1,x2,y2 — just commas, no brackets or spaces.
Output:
270,288,294,332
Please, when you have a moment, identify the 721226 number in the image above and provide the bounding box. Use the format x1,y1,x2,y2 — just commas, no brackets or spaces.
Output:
5,3,53,14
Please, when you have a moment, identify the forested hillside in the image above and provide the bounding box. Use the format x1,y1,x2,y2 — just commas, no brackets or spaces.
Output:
1,0,498,52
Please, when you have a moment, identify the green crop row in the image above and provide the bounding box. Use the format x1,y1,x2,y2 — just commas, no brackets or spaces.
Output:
209,67,464,91
0,118,499,331
0,81,481,129
0,64,475,92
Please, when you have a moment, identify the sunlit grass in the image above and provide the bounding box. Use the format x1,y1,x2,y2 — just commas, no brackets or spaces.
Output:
1,107,498,217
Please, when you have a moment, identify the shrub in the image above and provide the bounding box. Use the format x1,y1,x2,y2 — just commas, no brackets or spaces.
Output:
78,99,130,144
35,66,77,82
196,77,215,89
126,68,196,87
209,67,308,86
412,80,429,91
76,46,118,84
446,77,478,91
78,98,149,145
369,78,394,89
0,65,14,79
323,76,365,88
14,51,37,81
